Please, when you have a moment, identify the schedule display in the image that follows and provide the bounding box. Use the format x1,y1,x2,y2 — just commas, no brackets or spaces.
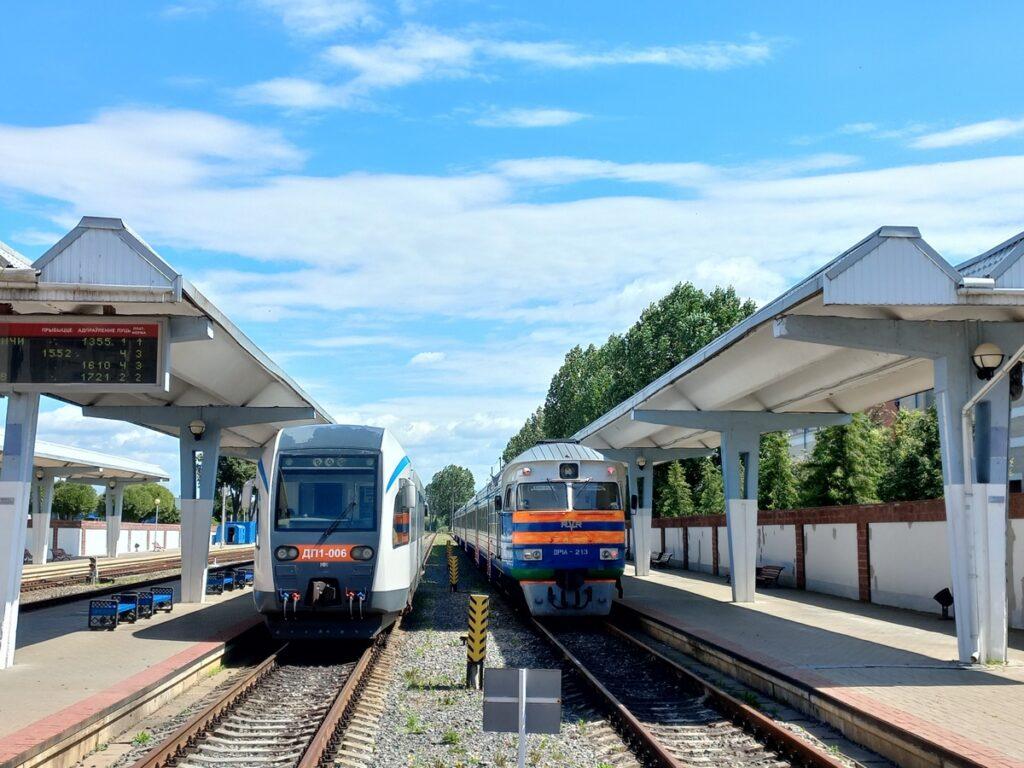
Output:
0,320,163,387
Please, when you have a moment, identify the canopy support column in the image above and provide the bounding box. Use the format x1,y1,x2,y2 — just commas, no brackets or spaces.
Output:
105,482,126,558
0,393,40,669
29,473,55,566
720,428,760,602
180,428,222,604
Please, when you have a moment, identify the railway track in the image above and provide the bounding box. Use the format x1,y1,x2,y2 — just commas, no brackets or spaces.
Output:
532,617,848,768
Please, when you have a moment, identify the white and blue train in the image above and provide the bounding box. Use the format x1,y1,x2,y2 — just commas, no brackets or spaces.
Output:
253,425,426,639
453,442,627,616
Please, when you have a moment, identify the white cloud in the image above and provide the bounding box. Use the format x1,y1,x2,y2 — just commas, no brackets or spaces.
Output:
474,107,589,128
911,118,1024,149
234,77,346,109
254,0,375,37
409,351,446,365
242,26,777,110
838,122,877,135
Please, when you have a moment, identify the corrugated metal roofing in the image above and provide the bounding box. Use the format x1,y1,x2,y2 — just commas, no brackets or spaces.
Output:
0,240,33,269
0,431,169,481
509,441,608,464
958,229,1024,277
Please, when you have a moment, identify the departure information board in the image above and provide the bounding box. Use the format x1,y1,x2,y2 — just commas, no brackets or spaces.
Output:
0,319,165,389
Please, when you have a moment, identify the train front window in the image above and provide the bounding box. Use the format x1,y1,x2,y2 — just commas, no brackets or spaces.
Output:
517,481,568,510
275,455,378,532
572,482,621,510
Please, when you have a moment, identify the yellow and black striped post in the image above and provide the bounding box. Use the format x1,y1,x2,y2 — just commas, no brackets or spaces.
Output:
448,554,459,592
465,593,489,689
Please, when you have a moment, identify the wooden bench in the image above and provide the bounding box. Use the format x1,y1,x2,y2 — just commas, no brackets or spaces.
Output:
755,565,785,587
650,552,674,568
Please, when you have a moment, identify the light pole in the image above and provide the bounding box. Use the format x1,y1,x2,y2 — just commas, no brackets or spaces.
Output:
154,497,160,526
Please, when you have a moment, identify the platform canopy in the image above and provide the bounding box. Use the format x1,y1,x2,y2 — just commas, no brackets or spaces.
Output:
573,226,1024,452
0,217,333,454
4,435,170,484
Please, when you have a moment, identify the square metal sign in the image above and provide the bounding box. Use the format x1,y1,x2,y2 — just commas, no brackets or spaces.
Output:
483,668,561,735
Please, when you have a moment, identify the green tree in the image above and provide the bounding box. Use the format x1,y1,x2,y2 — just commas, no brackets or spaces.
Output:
800,413,883,506
656,461,695,517
122,483,179,523
52,481,99,519
543,345,613,439
695,458,724,516
425,465,475,530
878,407,944,502
216,456,257,520
759,432,799,510
503,407,547,464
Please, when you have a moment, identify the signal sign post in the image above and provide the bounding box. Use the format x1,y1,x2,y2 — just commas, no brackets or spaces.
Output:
465,594,488,688
483,668,561,768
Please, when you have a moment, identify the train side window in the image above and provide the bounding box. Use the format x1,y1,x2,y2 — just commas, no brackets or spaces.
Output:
504,485,512,511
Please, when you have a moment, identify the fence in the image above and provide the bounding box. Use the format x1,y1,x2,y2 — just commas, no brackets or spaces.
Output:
650,495,1024,628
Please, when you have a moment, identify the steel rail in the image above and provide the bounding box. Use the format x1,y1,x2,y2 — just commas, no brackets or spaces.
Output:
128,644,284,768
603,622,848,768
529,617,684,768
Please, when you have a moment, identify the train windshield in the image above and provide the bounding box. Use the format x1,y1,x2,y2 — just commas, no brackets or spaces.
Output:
517,481,568,510
572,482,621,511
275,454,378,532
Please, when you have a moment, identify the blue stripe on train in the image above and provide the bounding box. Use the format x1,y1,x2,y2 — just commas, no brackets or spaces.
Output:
512,522,624,532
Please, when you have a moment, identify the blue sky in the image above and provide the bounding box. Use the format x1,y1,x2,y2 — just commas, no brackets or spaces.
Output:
2,1,1024,493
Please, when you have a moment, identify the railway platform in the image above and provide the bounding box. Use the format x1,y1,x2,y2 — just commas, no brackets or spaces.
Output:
617,566,1024,768
0,581,261,768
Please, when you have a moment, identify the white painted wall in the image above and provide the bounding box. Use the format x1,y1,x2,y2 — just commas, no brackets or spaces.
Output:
870,521,950,614
718,526,730,575
1010,519,1024,629
84,528,105,556
757,524,797,587
688,527,714,574
805,523,859,600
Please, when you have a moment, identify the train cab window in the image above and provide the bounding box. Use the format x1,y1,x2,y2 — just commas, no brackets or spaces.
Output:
275,455,378,532
504,486,513,511
572,482,621,510
517,481,567,510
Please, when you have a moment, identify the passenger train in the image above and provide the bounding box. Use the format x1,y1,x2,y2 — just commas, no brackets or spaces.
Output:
254,424,427,638
453,442,627,616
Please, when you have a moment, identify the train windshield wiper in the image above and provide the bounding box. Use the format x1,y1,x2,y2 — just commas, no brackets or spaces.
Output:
316,500,357,544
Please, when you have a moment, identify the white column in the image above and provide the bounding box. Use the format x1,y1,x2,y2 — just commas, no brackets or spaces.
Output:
0,393,41,669
29,474,55,565
721,428,759,603
105,483,125,558
179,429,221,603
633,461,654,577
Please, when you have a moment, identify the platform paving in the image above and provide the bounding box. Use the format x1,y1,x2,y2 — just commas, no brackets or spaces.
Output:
0,581,260,765
619,565,1024,768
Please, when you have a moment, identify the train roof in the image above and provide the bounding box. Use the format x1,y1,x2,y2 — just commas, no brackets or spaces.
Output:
507,441,611,464
277,424,387,451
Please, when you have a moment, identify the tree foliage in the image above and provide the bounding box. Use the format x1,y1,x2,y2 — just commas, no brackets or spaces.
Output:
656,461,695,517
425,465,475,530
543,345,614,439
503,407,547,464
800,413,884,506
878,407,944,502
695,458,725,516
759,432,799,510
52,482,98,519
216,456,257,520
122,484,179,523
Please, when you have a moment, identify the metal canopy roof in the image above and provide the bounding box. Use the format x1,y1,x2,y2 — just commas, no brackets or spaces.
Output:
574,226,1024,452
0,432,169,482
0,218,333,453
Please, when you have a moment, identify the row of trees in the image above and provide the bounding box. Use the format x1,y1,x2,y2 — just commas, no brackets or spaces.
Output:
502,280,947,516
41,455,262,524
653,408,943,517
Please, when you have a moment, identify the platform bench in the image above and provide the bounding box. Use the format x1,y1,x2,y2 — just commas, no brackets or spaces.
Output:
755,565,785,587
650,552,674,568
136,587,174,618
206,571,236,595
88,593,140,630
234,568,254,587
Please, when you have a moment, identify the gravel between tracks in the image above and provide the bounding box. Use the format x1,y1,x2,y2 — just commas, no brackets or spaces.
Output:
373,541,636,768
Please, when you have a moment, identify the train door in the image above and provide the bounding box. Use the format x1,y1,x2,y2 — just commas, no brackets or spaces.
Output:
499,484,513,561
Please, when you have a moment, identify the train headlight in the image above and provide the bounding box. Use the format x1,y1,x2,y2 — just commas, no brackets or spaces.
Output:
521,548,543,561
275,545,299,561
351,545,374,561
599,548,620,560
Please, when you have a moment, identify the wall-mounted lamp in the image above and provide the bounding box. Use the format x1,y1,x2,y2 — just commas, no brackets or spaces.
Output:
35,469,44,481
972,342,1005,380
108,479,116,490
636,455,647,469
188,419,206,441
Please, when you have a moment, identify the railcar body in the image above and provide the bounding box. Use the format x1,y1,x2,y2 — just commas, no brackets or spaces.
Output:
254,424,426,638
453,442,626,616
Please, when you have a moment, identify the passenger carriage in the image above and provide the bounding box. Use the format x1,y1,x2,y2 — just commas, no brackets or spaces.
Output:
453,442,626,616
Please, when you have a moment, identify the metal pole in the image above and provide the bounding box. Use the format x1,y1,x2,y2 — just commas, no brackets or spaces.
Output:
518,668,527,768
